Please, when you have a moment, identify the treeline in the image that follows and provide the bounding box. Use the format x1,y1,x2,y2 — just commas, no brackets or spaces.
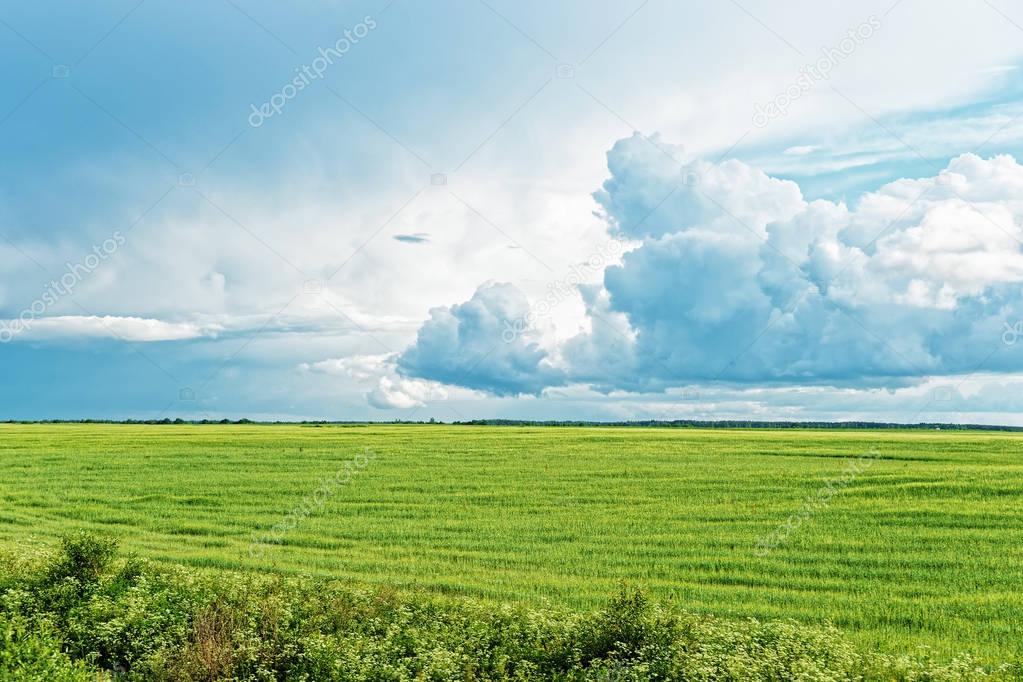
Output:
1,418,259,425
4,418,1022,431
455,419,1023,431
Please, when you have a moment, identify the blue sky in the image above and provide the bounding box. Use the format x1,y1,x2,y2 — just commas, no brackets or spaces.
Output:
3,0,1023,423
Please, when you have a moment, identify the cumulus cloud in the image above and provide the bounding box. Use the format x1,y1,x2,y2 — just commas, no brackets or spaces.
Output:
396,282,565,396
584,139,1023,388
560,283,638,392
593,134,804,241
367,376,447,409
399,133,1023,396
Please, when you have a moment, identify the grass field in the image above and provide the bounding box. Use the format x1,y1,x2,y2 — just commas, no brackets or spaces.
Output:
1,423,1021,663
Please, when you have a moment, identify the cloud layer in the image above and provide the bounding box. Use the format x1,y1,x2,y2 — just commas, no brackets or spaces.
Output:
400,134,1023,395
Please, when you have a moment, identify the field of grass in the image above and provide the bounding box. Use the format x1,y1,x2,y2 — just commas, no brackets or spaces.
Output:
0,423,1020,663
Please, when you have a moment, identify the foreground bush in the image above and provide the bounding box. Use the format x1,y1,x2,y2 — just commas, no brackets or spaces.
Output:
0,614,96,682
0,534,1017,680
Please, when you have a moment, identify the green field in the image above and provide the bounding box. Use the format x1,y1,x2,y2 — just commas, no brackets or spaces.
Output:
1,423,1021,662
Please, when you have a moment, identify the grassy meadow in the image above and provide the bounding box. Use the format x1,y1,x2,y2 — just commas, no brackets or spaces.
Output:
0,423,1021,664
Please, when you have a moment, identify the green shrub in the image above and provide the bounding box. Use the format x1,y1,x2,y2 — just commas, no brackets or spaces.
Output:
45,533,118,590
34,533,119,617
0,614,99,682
0,534,1016,681
576,585,655,663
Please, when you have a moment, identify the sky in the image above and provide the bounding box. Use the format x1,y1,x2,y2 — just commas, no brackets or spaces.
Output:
3,0,1023,423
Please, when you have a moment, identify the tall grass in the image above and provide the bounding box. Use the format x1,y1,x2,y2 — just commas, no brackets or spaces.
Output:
1,424,1021,660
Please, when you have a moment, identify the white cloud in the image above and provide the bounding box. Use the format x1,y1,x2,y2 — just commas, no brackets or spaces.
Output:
397,282,566,396
400,135,1023,395
367,375,448,409
783,145,820,156
299,352,452,410
299,353,392,380
1,315,222,342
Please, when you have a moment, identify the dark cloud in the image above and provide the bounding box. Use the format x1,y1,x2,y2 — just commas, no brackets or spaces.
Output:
393,233,430,244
